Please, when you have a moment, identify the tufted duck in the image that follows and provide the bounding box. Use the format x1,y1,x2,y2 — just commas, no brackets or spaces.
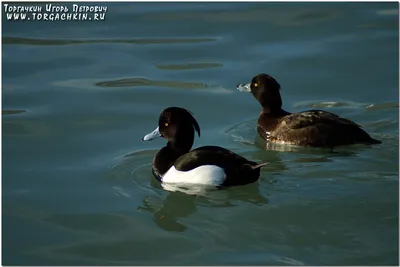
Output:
237,73,382,147
142,107,268,187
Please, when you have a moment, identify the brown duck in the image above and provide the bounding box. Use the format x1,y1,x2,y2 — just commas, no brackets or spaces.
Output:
237,73,381,147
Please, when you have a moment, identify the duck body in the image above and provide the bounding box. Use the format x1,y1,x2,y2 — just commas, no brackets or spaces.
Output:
237,74,382,148
257,109,381,147
155,145,263,187
143,107,267,187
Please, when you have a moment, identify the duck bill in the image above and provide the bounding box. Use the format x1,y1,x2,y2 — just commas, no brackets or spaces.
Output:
236,83,251,92
142,126,162,141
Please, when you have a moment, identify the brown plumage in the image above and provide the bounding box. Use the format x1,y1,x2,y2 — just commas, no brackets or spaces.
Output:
237,73,382,147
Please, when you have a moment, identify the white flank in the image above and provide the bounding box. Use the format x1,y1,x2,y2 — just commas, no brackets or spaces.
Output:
161,165,226,186
161,183,216,196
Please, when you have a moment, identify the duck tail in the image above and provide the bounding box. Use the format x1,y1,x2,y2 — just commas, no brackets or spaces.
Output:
368,138,382,145
359,136,382,145
250,161,269,170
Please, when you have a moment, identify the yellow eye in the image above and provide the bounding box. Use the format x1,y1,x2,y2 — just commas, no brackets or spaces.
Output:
165,122,169,127
254,83,258,87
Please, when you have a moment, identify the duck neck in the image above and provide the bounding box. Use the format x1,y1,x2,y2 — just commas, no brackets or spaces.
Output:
257,91,289,116
261,106,289,116
169,127,195,154
167,138,193,155
153,130,194,176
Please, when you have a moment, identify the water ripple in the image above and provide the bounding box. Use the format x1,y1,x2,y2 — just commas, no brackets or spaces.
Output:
292,100,369,109
3,36,217,46
365,102,399,111
95,77,208,89
293,101,399,111
156,62,223,70
2,109,27,115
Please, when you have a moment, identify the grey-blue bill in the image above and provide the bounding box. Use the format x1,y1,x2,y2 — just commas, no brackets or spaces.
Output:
142,126,162,141
236,83,251,92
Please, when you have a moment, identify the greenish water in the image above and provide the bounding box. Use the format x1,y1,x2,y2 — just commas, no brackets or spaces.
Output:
2,2,399,265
